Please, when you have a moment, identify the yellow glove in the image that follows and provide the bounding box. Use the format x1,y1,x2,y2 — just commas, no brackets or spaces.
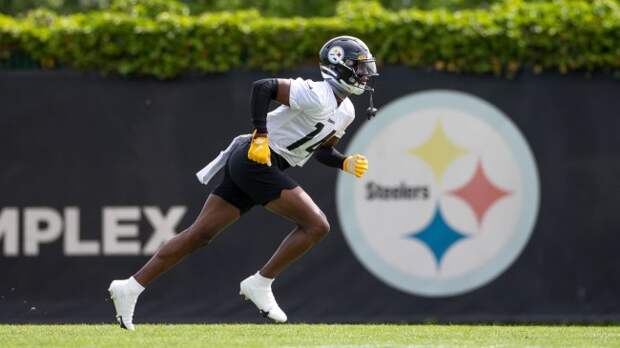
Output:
247,131,271,166
342,154,368,178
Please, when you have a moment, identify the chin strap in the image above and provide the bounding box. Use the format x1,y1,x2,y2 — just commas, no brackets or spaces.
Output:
327,78,378,120
366,91,378,119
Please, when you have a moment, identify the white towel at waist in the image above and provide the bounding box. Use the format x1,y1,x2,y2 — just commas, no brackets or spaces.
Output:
195,134,252,185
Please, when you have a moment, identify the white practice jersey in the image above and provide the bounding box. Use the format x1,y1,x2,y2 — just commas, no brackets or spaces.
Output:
268,78,355,167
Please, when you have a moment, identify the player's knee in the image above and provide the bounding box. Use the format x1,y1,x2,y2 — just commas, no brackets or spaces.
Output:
307,214,330,241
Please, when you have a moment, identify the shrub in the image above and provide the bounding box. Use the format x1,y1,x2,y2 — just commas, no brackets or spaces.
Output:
0,0,618,78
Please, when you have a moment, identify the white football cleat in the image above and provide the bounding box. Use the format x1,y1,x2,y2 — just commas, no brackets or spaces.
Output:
239,272,287,323
108,277,143,331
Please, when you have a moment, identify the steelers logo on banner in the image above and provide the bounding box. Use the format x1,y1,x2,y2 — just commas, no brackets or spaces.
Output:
337,90,539,297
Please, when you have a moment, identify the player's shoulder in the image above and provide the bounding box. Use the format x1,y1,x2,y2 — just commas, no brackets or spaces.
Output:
341,97,355,115
289,77,336,110
340,97,355,121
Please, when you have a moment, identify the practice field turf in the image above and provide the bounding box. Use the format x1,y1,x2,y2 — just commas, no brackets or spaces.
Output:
1,324,619,347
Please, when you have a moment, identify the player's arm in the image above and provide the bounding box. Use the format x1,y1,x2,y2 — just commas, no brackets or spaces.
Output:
314,136,368,178
249,78,290,133
247,78,291,166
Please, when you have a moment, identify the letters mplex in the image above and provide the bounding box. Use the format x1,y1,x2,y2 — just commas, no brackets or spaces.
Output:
0,206,187,256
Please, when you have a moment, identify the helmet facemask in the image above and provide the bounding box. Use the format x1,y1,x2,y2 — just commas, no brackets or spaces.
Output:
322,58,378,96
340,58,378,95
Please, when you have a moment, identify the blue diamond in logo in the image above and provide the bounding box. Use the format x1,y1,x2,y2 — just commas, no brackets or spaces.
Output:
408,206,467,267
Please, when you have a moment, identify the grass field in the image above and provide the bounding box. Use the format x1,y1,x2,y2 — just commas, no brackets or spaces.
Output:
1,324,619,348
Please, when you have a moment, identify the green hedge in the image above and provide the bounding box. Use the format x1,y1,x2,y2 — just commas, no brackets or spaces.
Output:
1,0,619,78
0,0,502,17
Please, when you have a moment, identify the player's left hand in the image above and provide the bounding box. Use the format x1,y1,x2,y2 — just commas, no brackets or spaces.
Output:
248,130,272,166
343,154,368,178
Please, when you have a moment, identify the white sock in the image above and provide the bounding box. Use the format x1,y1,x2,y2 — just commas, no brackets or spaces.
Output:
255,271,274,287
127,276,145,295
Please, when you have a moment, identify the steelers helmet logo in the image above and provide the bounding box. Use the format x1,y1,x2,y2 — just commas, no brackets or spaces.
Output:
327,46,345,64
337,90,540,297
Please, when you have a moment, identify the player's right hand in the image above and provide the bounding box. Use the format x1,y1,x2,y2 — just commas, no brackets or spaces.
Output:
247,130,272,166
342,154,368,178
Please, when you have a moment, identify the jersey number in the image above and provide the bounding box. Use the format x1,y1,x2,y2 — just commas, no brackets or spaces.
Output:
286,122,336,154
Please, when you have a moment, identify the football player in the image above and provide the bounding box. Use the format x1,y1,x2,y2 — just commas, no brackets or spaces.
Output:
108,36,378,329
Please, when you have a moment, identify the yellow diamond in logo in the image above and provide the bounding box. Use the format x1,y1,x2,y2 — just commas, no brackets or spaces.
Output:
408,120,468,182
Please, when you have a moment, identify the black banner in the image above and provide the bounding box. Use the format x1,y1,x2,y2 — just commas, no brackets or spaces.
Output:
1,69,619,323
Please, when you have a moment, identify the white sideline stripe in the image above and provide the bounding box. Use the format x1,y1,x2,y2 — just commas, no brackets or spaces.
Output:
281,345,425,348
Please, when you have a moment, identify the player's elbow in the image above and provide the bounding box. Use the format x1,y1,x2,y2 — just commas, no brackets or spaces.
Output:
251,78,278,100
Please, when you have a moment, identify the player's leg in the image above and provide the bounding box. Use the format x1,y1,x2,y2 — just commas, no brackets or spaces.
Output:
239,186,329,323
133,193,241,286
109,193,242,330
228,139,328,322
261,187,329,277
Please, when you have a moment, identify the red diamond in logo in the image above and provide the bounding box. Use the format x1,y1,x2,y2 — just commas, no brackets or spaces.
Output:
448,160,511,226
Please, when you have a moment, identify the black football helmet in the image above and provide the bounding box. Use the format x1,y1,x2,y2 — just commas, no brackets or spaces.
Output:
319,36,378,96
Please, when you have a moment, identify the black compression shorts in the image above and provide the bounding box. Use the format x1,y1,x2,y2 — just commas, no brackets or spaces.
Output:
212,138,298,214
